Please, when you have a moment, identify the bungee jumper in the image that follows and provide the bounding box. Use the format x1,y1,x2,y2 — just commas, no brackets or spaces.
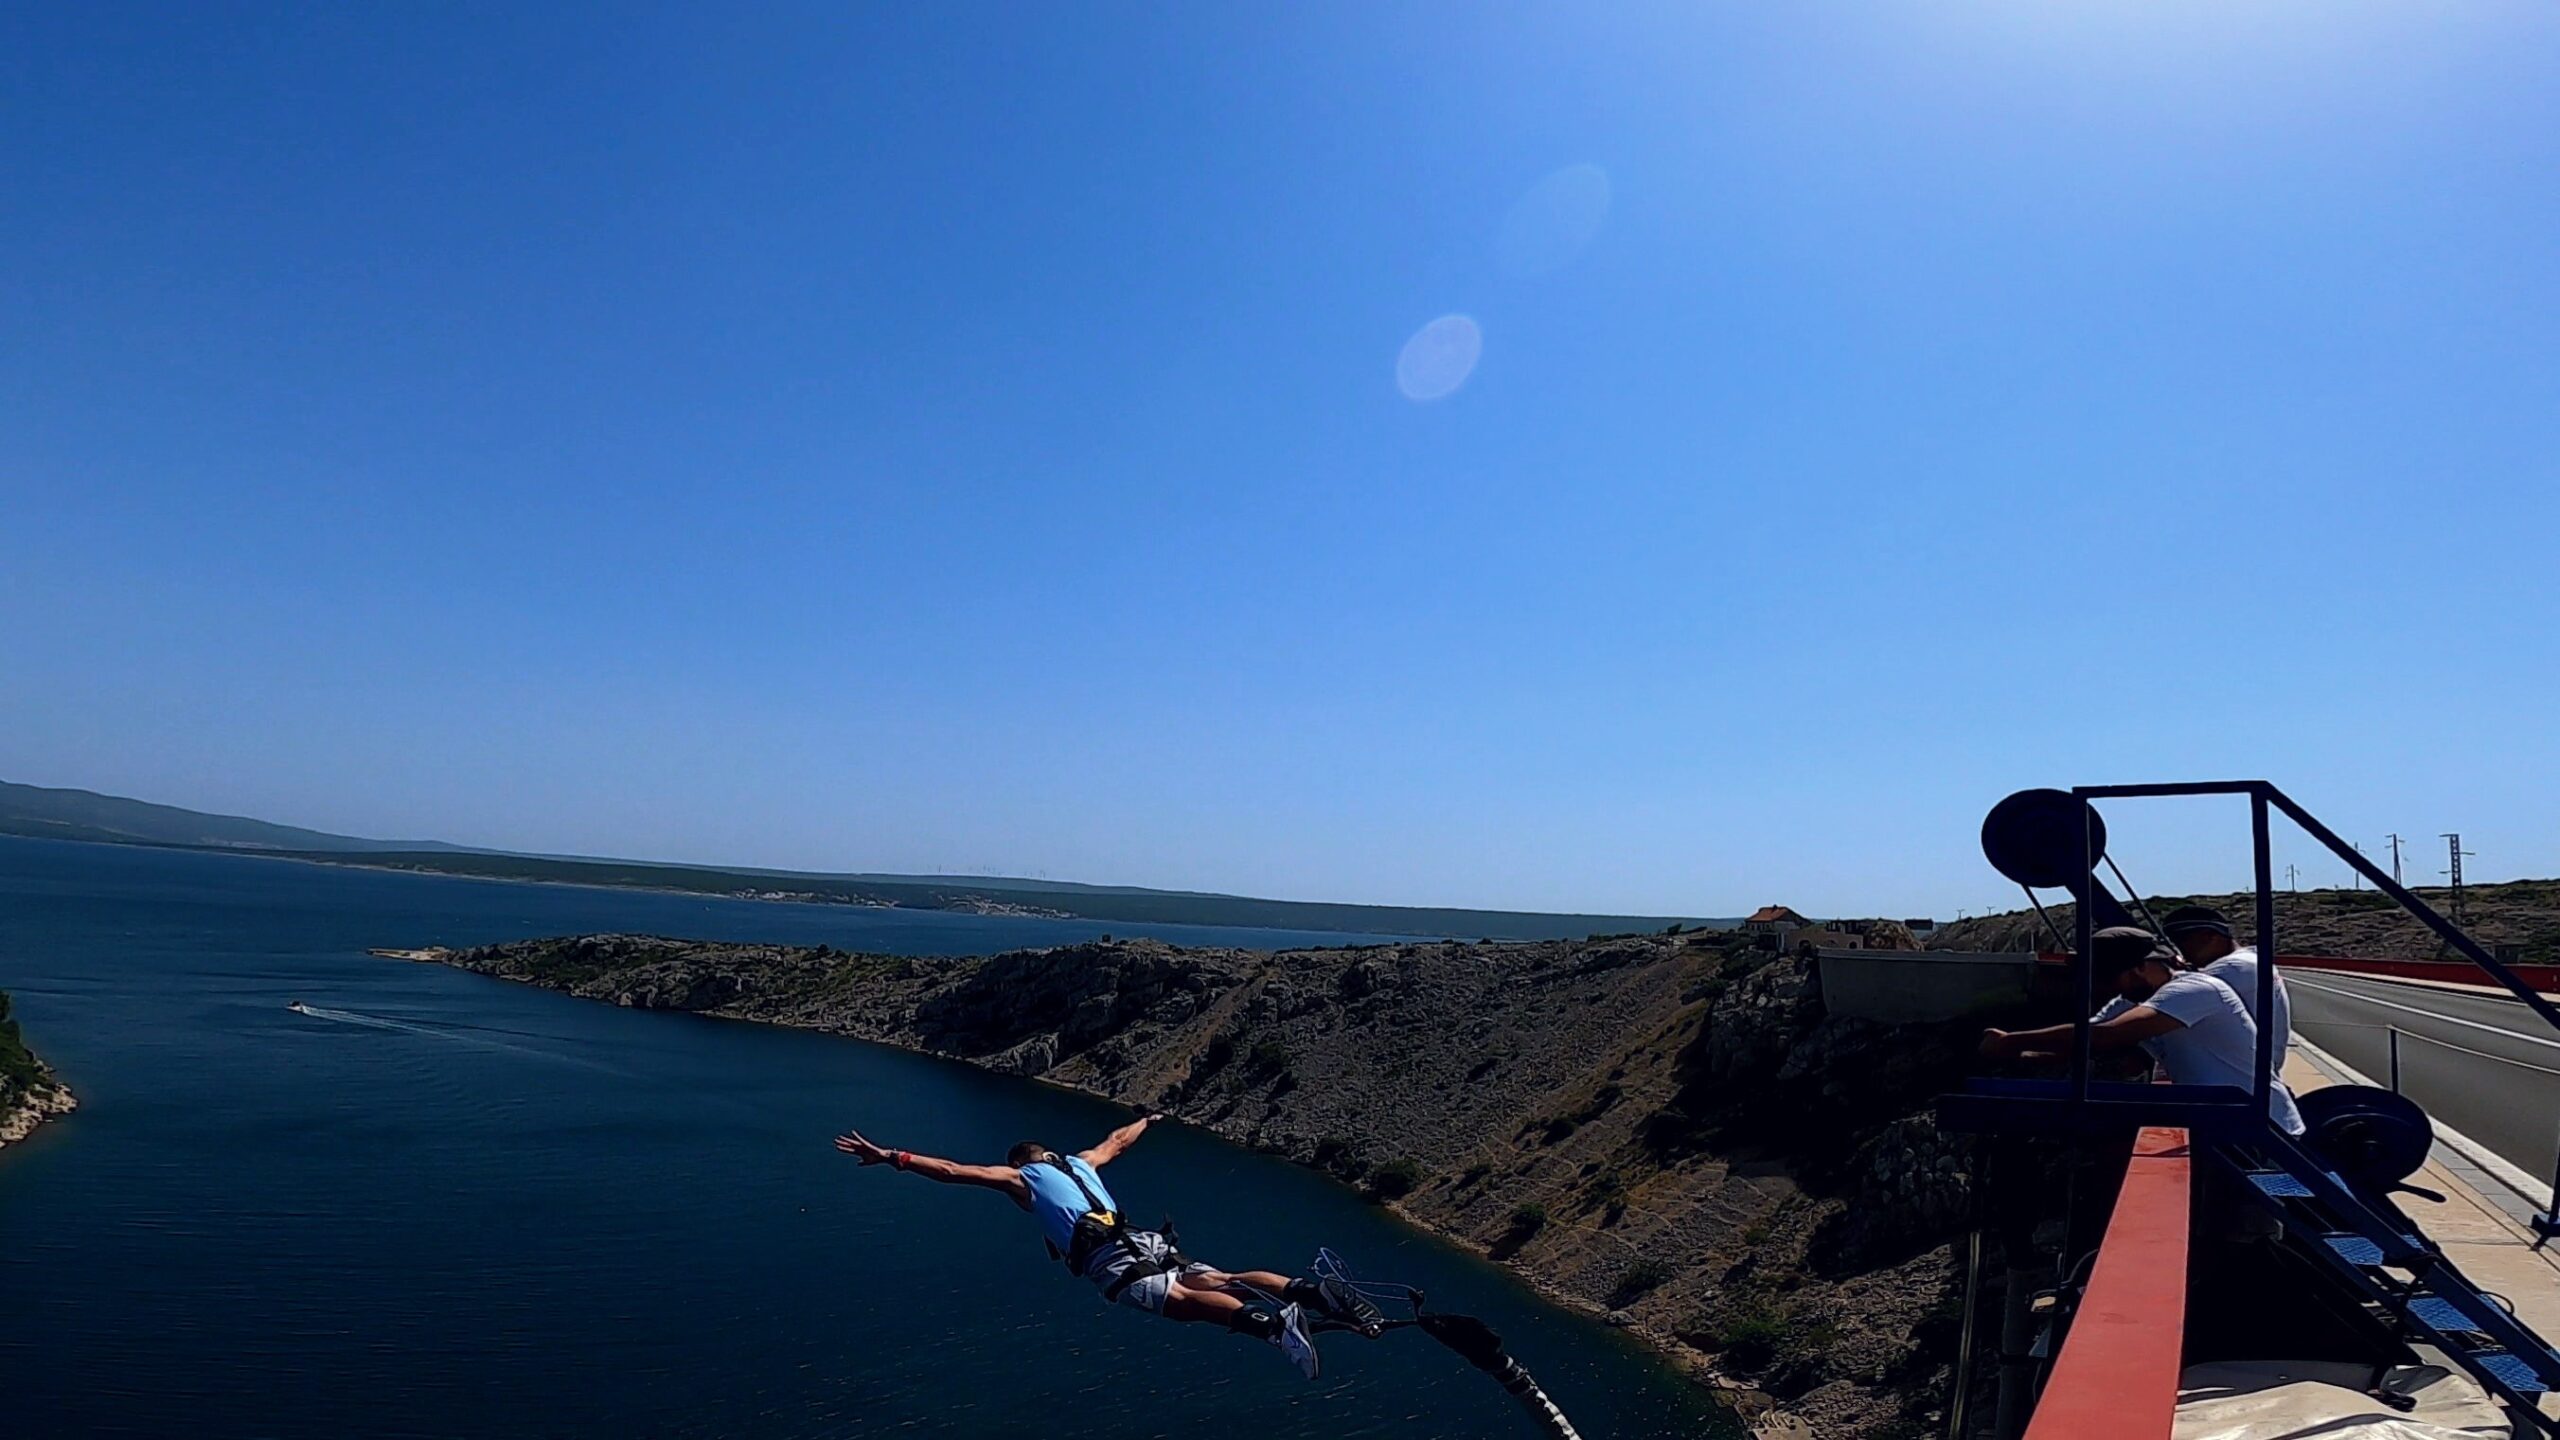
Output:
832,1113,1589,1438
834,1112,1376,1376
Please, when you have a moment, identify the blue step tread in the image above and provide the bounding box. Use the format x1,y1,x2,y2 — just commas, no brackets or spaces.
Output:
2474,1351,2552,1396
2320,1231,2431,1266
2242,1160,2362,1192
2410,1296,2488,1334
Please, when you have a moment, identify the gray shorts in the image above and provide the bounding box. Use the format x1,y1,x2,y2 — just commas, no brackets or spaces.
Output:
1082,1229,1214,1314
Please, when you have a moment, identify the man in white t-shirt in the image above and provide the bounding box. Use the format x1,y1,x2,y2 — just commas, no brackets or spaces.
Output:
1980,925,2306,1136
2088,905,2291,1058
2164,904,2290,1056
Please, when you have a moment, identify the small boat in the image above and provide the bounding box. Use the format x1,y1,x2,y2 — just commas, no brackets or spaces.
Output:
286,1000,308,1014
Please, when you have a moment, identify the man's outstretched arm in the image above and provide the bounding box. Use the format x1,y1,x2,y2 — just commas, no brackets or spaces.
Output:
1981,1008,2185,1061
835,1128,1027,1199
1077,1111,1164,1168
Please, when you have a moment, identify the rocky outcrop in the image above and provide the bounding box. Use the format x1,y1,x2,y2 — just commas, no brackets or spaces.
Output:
912,942,1235,1062
0,1080,76,1150
0,987,74,1154
428,930,2026,1436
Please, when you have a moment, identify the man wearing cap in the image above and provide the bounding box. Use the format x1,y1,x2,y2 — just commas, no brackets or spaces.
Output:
2111,904,2290,1059
1980,925,2305,1135
2082,906,2290,1042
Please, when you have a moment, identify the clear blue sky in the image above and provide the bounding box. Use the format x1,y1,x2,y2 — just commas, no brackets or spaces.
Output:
7,3,2557,917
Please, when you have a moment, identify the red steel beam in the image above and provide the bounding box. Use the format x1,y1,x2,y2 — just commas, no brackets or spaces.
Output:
2279,953,2560,993
2024,1126,2191,1440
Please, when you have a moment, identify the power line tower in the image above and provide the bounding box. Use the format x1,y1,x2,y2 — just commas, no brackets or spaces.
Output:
2442,832,2476,923
2387,833,2406,885
2285,862,2302,892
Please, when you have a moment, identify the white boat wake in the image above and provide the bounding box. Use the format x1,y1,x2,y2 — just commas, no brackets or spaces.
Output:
288,1003,626,1075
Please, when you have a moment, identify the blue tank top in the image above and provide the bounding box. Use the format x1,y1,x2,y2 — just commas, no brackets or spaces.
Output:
1021,1155,1118,1253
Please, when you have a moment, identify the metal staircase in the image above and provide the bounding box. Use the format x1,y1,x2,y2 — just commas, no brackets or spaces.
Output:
2221,1125,2560,1430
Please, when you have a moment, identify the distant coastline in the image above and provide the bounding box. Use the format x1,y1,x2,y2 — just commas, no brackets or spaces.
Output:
246,846,1711,939
262,849,1084,921
1,785,1723,941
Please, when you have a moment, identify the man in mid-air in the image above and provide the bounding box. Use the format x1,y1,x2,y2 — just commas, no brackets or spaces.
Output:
833,1112,1376,1377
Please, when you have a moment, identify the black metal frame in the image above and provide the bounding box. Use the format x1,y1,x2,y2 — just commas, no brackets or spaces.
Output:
1964,779,2560,1231
2063,781,2560,1118
1943,780,2560,1435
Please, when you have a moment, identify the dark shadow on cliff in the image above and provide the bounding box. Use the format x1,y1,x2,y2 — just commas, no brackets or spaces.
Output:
1631,947,2040,1279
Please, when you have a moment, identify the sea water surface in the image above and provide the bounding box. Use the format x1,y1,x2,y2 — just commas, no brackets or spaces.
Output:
0,837,1732,1439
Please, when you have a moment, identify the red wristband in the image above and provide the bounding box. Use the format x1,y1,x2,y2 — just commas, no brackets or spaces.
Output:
893,1150,911,1171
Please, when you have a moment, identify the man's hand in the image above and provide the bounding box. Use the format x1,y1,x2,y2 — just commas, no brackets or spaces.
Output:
835,1128,893,1165
1979,1028,2023,1061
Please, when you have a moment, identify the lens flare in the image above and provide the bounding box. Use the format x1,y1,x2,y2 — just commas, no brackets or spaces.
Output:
1396,314,1483,402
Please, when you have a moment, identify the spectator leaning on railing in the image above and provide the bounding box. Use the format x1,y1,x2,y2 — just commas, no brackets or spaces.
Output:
1980,924,2306,1136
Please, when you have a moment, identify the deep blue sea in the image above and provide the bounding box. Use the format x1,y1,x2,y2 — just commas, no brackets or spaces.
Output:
0,836,1729,1439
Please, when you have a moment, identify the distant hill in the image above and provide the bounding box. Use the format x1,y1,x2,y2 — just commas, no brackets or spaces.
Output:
0,779,1729,941
1927,878,2560,965
0,780,473,854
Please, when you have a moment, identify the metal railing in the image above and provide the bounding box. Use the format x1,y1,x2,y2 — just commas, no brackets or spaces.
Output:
2377,1023,2560,1093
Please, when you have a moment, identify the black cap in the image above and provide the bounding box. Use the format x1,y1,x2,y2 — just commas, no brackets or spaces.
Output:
2091,925,2174,974
2162,905,2235,940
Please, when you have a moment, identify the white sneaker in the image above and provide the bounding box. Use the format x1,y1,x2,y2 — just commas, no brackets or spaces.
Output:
1275,1302,1320,1380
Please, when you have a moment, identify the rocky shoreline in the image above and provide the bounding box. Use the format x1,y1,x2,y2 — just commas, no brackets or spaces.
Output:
0,1080,77,1151
415,930,2014,1438
0,987,74,1155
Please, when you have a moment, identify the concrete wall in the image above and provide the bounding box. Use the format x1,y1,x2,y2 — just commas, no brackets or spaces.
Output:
1817,948,2038,1022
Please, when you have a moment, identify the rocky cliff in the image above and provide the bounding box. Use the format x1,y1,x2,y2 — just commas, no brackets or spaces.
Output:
427,931,2013,1438
0,988,74,1153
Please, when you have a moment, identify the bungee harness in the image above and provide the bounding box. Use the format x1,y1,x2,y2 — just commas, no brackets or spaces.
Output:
1026,1149,1188,1302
